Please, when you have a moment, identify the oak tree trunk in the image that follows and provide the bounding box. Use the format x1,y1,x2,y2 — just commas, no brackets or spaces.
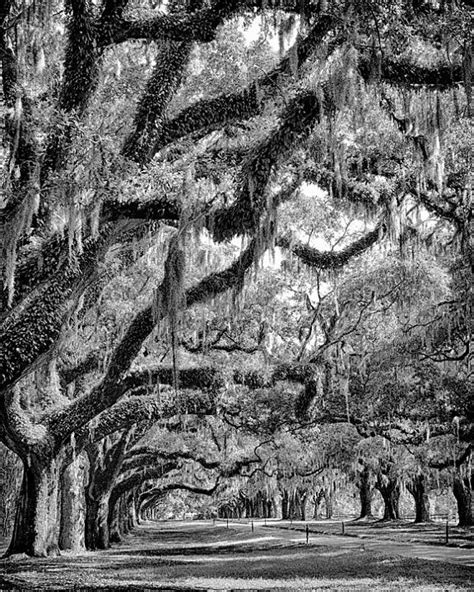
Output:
378,483,400,521
109,499,123,544
324,489,333,519
59,452,88,551
407,474,430,523
453,473,474,527
357,466,373,519
312,490,324,519
281,491,289,520
85,494,110,550
7,458,61,557
126,492,137,531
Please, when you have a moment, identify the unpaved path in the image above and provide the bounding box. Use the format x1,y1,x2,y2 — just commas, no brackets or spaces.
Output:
0,521,471,591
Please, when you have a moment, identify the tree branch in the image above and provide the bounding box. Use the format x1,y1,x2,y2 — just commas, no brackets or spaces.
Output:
276,224,382,269
211,91,321,241
99,3,238,46
0,228,115,393
48,238,258,443
151,16,334,155
359,55,464,89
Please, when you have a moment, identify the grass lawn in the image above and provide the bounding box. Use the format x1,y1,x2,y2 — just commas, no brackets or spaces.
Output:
0,523,472,591
273,517,474,548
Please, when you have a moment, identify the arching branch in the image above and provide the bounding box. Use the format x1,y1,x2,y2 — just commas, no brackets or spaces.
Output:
48,238,258,443
276,224,383,269
151,16,334,155
211,91,321,241
0,227,116,393
98,2,239,46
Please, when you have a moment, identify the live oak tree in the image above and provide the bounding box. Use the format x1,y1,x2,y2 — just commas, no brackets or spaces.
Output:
1,0,473,556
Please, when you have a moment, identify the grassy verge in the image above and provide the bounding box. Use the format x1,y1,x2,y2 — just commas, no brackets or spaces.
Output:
267,518,474,548
0,524,472,591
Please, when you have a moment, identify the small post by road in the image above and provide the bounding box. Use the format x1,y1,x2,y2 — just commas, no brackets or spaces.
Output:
445,519,449,545
306,524,309,544
341,521,345,535
226,518,229,529
251,521,254,532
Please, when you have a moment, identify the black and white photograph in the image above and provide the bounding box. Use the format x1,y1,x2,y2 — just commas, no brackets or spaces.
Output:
0,0,472,589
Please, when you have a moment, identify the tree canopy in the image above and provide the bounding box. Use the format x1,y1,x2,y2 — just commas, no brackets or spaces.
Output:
0,0,472,557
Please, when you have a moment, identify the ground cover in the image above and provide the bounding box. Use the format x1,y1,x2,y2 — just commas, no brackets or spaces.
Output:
0,522,472,591
263,518,474,548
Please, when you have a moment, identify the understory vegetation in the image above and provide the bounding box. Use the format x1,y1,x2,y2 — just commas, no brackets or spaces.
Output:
0,0,472,566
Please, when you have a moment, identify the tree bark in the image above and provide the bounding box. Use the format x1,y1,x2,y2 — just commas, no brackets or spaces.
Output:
59,452,88,552
324,489,333,519
294,489,307,521
7,457,61,557
407,474,431,523
272,496,281,520
312,490,324,519
109,497,123,544
126,492,137,531
357,466,374,519
453,472,474,527
121,495,132,534
281,490,289,520
376,477,400,521
85,493,111,550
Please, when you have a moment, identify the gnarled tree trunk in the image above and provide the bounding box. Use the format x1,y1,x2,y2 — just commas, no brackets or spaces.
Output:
7,456,61,557
376,476,400,521
85,492,111,550
109,496,124,543
126,491,138,531
356,465,373,519
407,474,430,523
453,472,474,527
323,488,333,519
312,489,324,519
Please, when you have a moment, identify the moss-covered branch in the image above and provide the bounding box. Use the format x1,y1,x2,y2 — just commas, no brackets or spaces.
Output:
109,462,181,509
124,361,315,395
8,205,175,311
152,16,334,155
2,235,70,314
99,2,238,45
59,350,102,387
412,190,463,228
121,449,220,475
122,40,193,163
0,2,41,305
77,396,166,449
276,224,382,269
0,229,114,393
0,0,38,187
138,455,260,511
139,481,219,512
211,91,321,241
101,197,182,224
41,0,102,182
48,239,257,443
359,55,464,89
